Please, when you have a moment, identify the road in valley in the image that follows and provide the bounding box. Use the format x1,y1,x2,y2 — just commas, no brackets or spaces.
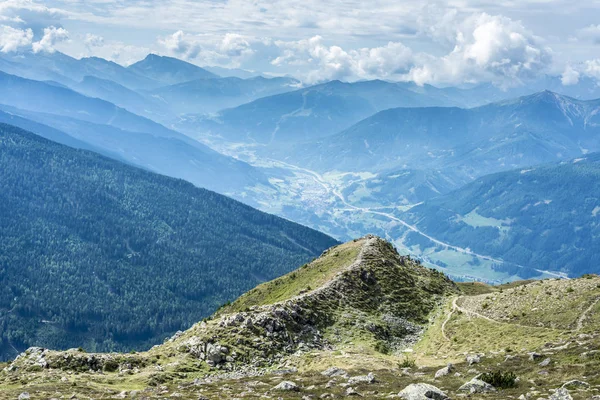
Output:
262,158,568,280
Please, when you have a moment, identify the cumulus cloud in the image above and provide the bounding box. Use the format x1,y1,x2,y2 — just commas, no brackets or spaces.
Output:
561,65,580,86
84,33,104,49
0,0,67,34
157,31,259,67
405,13,552,88
272,36,414,83
576,24,600,44
0,25,33,52
32,26,69,53
158,30,202,59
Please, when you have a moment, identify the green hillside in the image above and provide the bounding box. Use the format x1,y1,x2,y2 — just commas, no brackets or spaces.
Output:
0,124,338,360
401,153,600,277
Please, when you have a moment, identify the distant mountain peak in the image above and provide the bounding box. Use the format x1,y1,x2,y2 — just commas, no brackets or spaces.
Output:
128,53,218,84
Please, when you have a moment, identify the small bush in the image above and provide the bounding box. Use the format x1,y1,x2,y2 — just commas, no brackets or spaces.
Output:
398,356,417,369
480,371,518,389
566,287,574,293
103,360,119,372
481,302,489,309
374,341,391,355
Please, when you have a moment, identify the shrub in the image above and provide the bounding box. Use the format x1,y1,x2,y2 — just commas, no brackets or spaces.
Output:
103,360,119,372
398,356,417,369
374,341,391,355
480,371,518,389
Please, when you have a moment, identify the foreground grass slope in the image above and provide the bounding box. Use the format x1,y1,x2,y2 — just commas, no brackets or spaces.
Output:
1,236,599,399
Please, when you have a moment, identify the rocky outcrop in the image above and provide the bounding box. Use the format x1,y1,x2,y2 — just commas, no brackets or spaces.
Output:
399,383,449,400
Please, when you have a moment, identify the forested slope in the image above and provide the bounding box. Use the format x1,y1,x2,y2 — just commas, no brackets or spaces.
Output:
0,124,338,360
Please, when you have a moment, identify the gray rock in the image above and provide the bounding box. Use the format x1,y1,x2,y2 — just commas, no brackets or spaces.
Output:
529,352,543,361
539,358,551,367
561,380,589,389
398,383,449,400
345,387,362,396
466,354,481,365
549,388,572,400
434,364,454,379
322,366,348,377
348,373,376,384
273,381,299,391
459,378,496,393
18,393,30,400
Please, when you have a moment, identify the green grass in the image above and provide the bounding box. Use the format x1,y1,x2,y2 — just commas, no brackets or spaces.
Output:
218,240,362,314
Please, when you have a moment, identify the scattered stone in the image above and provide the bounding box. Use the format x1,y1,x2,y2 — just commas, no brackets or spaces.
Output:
345,387,362,396
273,381,299,392
348,373,376,384
561,380,589,389
322,366,348,377
539,358,551,367
466,354,481,365
434,364,454,379
549,388,572,400
529,352,543,361
398,383,449,400
459,378,496,394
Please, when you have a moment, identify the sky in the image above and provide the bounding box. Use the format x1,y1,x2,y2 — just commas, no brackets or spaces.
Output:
1,0,600,87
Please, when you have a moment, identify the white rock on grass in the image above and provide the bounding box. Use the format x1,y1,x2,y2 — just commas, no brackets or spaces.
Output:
348,373,376,384
398,383,449,400
466,354,481,365
459,378,496,394
273,381,299,391
434,364,454,379
321,366,348,377
549,388,573,400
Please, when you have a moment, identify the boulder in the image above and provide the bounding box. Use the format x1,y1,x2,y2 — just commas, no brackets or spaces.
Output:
459,378,496,393
561,380,589,389
321,366,348,377
345,387,362,396
398,383,449,400
434,364,454,379
273,381,300,391
549,388,572,400
539,358,551,367
18,393,30,400
466,354,481,365
348,373,376,384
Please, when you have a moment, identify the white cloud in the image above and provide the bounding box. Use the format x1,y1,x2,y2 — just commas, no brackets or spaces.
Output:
561,65,580,86
405,13,552,88
584,59,600,80
577,24,600,44
272,36,414,83
32,26,69,53
157,31,260,67
158,30,202,59
84,33,104,49
0,25,32,52
0,0,68,33
270,13,552,87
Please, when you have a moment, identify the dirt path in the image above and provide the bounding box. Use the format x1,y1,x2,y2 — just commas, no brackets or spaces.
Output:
441,297,457,341
576,297,600,331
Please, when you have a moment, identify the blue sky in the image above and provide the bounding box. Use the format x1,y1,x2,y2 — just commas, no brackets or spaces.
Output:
1,0,600,86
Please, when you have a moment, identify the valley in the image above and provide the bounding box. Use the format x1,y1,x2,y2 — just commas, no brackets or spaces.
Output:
196,138,568,284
